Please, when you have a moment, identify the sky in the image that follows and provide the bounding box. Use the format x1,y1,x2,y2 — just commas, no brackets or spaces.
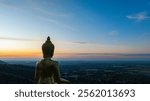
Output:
0,0,150,60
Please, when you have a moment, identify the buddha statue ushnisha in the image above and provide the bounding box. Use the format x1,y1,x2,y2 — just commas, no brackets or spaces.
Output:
35,36,70,84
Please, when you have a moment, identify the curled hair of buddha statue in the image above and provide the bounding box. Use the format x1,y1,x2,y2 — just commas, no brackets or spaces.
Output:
42,36,55,58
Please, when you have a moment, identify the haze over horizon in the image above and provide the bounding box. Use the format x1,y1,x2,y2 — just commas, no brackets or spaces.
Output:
0,0,150,60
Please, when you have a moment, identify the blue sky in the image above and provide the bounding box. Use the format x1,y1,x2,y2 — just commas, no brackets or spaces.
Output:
0,0,150,60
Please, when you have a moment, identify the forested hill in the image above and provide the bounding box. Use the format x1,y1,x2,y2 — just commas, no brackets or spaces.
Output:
0,60,34,84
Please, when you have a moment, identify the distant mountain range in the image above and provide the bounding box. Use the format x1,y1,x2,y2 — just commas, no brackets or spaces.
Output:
0,60,7,64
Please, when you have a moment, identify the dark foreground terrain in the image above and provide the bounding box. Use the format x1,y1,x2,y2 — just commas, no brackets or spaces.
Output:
0,60,150,84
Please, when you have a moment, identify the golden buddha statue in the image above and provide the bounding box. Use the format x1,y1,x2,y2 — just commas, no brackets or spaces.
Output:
35,36,70,84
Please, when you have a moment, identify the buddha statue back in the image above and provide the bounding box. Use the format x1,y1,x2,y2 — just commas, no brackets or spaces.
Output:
36,59,59,84
35,36,70,84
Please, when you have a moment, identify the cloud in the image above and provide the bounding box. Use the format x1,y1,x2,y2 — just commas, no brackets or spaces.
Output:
39,17,75,31
0,0,75,31
33,7,71,18
121,54,150,57
0,1,22,10
28,0,71,18
126,12,150,21
74,53,150,57
0,36,38,41
58,53,150,60
73,41,89,44
109,30,118,36
0,1,71,18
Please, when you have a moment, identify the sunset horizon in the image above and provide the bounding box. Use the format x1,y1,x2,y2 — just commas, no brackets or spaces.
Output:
0,0,150,60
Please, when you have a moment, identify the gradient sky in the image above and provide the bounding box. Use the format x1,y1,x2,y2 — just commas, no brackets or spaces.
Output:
0,0,150,60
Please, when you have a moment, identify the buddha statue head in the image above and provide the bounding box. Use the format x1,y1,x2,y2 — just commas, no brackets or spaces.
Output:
42,36,55,58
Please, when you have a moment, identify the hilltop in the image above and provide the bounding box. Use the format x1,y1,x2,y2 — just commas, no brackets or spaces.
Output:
0,60,7,64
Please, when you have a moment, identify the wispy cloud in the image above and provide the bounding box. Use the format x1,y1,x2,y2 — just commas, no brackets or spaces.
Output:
28,0,75,31
0,36,39,41
33,7,71,18
0,1,71,18
0,1,23,11
0,0,75,31
0,2,17,9
56,53,150,60
73,41,89,44
39,17,75,31
126,12,150,21
109,30,118,36
75,53,150,56
28,0,71,17
74,53,150,57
